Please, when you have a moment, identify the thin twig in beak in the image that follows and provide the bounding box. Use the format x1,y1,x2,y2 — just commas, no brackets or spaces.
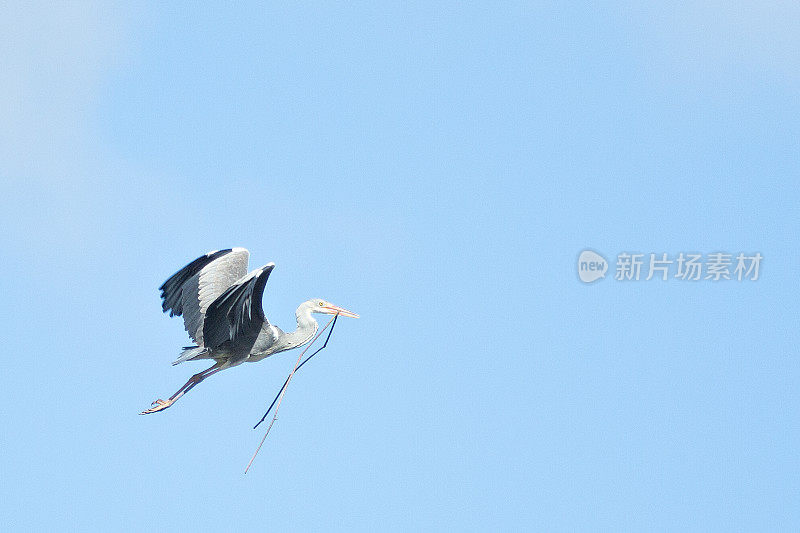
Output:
245,314,339,474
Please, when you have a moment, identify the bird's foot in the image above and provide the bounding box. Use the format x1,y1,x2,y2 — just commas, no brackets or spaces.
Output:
139,398,174,415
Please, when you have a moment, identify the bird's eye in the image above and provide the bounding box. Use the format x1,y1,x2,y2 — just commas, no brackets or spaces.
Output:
319,301,324,306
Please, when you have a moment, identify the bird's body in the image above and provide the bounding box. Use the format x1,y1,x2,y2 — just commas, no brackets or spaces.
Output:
141,248,358,414
176,301,321,365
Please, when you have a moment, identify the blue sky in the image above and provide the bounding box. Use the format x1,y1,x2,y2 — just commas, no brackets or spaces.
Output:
1,2,798,530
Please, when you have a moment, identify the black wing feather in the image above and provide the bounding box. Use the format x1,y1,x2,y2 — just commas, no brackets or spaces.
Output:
159,249,233,316
202,264,274,349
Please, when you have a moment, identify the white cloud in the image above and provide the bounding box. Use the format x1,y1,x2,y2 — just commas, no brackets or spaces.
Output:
0,2,137,180
624,2,800,83
0,3,140,253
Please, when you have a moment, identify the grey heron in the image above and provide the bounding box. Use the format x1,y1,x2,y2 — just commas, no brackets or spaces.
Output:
140,248,358,415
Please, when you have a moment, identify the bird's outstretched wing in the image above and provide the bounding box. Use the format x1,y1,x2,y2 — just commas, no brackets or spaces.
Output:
202,263,275,349
159,248,250,345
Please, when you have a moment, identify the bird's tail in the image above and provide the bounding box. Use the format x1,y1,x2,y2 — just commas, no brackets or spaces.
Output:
172,346,210,366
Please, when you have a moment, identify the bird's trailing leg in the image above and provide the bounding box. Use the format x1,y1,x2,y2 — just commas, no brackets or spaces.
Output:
140,361,226,415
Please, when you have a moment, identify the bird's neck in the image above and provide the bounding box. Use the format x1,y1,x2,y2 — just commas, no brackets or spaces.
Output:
282,305,318,349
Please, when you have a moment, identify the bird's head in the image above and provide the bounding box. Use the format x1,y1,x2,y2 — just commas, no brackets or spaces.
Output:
309,298,359,318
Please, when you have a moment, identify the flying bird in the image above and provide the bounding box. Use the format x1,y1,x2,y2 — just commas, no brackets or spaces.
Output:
140,248,358,415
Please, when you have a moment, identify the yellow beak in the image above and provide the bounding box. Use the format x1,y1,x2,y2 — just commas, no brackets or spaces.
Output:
321,304,359,318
